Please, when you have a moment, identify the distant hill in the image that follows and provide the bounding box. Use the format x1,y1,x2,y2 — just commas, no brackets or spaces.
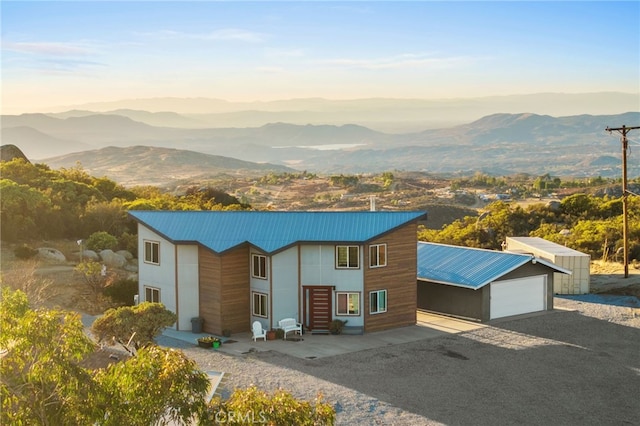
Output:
42,146,295,187
0,126,93,159
41,93,639,131
3,111,639,178
0,144,29,163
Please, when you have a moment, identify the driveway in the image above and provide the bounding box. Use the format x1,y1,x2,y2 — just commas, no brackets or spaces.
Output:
247,307,640,425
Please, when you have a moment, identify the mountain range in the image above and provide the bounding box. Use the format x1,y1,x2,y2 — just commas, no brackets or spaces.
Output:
36,92,639,132
1,99,639,185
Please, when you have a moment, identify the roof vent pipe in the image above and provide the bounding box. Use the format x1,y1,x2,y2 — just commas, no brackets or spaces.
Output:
370,195,376,211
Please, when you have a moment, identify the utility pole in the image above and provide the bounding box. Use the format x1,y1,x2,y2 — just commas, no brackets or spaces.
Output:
605,125,640,278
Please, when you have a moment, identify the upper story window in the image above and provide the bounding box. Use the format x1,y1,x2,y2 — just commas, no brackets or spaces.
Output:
336,245,359,269
144,240,160,265
369,243,387,268
252,254,267,279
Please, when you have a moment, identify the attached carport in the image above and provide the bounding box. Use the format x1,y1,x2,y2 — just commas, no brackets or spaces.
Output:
417,242,571,322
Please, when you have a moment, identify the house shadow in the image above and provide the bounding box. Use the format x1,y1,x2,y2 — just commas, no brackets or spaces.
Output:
253,309,640,426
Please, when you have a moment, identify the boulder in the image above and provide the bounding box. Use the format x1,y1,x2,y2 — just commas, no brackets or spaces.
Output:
99,249,127,268
78,249,99,262
116,250,134,261
36,247,66,263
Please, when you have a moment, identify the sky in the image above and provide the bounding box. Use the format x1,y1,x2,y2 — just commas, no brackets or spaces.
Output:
1,1,639,113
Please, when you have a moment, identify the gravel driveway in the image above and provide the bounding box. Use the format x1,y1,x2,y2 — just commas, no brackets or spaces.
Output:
163,298,640,425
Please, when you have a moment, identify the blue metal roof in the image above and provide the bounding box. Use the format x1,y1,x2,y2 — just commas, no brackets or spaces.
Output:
129,210,427,254
417,242,538,290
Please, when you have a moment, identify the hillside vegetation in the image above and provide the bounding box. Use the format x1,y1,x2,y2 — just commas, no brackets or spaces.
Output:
1,148,639,263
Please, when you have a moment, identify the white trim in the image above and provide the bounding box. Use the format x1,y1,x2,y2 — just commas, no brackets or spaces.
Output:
369,289,387,314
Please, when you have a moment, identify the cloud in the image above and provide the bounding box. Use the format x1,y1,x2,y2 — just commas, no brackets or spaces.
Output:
135,28,267,43
3,41,93,56
322,53,477,70
37,58,106,73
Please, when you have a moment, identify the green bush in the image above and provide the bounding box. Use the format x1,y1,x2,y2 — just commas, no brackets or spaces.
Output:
85,231,118,252
103,278,138,306
118,232,138,257
14,244,38,260
207,385,335,425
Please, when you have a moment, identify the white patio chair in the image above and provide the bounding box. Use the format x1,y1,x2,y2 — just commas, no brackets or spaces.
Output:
252,321,266,341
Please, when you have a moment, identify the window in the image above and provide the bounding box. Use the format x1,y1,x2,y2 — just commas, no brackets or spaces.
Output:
370,290,387,314
369,244,387,268
336,246,359,269
252,292,268,318
336,292,360,315
144,240,159,265
252,254,267,279
145,286,160,303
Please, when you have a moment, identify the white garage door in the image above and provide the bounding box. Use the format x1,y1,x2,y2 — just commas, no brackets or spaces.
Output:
490,275,546,320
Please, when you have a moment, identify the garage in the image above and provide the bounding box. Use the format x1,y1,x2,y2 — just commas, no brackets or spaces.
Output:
490,275,546,319
417,243,569,322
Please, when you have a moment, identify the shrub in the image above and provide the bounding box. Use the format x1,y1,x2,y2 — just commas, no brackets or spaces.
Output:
207,385,335,425
103,278,138,306
14,244,38,260
118,232,138,257
85,231,118,252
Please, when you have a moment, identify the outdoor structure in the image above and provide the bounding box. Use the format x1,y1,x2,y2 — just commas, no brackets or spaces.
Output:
417,242,570,322
504,236,590,294
128,210,427,335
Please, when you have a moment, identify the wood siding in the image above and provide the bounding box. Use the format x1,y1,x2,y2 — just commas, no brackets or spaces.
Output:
198,248,222,334
220,246,251,334
363,224,417,332
198,245,250,335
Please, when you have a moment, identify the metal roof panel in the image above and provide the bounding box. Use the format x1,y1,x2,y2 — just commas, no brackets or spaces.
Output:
417,242,532,289
129,210,427,253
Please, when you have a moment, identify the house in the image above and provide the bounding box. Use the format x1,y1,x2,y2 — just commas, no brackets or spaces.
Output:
417,242,571,322
128,210,427,335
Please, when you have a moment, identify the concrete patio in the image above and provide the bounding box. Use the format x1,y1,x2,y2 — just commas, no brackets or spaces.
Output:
161,311,486,359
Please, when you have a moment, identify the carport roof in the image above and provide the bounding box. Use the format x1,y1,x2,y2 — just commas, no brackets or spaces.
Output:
417,242,570,289
128,210,427,254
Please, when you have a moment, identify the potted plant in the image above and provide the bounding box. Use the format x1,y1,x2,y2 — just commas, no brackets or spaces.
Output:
197,335,221,349
329,319,347,335
275,328,285,340
266,329,276,340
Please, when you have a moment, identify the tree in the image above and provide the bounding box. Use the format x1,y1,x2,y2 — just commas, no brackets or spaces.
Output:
0,179,53,241
94,345,210,426
1,289,211,426
85,231,119,252
75,260,108,304
82,200,129,237
0,288,98,425
91,302,177,355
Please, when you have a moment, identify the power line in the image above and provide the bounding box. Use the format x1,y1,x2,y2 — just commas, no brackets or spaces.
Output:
606,124,640,278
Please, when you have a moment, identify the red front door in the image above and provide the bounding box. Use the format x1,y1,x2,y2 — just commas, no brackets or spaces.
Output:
303,286,333,332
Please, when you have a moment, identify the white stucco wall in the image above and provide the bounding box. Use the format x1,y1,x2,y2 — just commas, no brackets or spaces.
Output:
272,247,300,324
250,250,271,329
300,244,364,327
300,245,363,287
176,245,199,331
137,224,177,326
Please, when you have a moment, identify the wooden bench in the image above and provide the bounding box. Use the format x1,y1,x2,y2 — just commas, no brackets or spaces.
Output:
278,318,303,340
